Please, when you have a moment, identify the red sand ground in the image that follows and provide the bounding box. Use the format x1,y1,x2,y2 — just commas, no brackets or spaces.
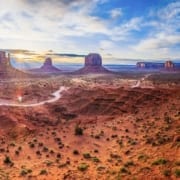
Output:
0,74,179,179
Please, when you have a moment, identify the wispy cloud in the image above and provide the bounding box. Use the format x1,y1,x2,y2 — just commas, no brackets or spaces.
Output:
110,8,123,19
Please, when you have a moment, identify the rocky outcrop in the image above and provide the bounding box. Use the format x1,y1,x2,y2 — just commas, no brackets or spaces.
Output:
75,53,110,74
29,57,61,74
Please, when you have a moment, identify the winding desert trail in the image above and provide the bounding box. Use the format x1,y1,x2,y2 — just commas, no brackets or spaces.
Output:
0,86,68,107
131,74,152,88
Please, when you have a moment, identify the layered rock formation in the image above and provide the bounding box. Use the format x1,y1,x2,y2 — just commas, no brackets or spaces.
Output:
75,53,109,74
29,57,61,74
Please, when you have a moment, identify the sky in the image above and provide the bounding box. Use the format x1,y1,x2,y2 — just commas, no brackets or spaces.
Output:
0,0,180,65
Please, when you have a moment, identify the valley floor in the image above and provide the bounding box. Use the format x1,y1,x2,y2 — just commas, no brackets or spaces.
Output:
0,73,179,180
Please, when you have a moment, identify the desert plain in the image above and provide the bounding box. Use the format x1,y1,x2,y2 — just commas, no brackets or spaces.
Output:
0,72,179,180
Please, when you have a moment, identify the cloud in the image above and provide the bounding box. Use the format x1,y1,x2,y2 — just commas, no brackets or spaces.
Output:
110,8,123,19
135,34,180,51
132,1,180,59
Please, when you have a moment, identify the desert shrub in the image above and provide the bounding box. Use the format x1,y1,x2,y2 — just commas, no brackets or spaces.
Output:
29,143,35,148
45,160,53,166
43,147,48,152
152,158,168,165
38,142,43,147
163,169,171,177
57,153,61,158
73,150,79,155
20,169,28,176
77,163,89,171
39,169,47,175
138,154,148,162
75,125,83,135
83,153,91,159
175,161,180,166
4,156,12,165
94,149,99,153
20,169,32,176
15,150,19,155
124,161,134,167
175,169,180,178
92,157,100,163
120,167,129,174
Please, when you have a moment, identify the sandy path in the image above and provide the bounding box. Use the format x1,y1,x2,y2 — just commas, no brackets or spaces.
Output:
0,86,68,107
131,74,151,88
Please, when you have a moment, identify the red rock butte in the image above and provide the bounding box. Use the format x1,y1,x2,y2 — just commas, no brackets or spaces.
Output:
165,60,174,69
0,51,11,71
29,57,61,74
85,53,102,66
75,53,110,74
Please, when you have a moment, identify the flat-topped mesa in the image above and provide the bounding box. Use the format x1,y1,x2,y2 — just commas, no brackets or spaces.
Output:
75,53,110,74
